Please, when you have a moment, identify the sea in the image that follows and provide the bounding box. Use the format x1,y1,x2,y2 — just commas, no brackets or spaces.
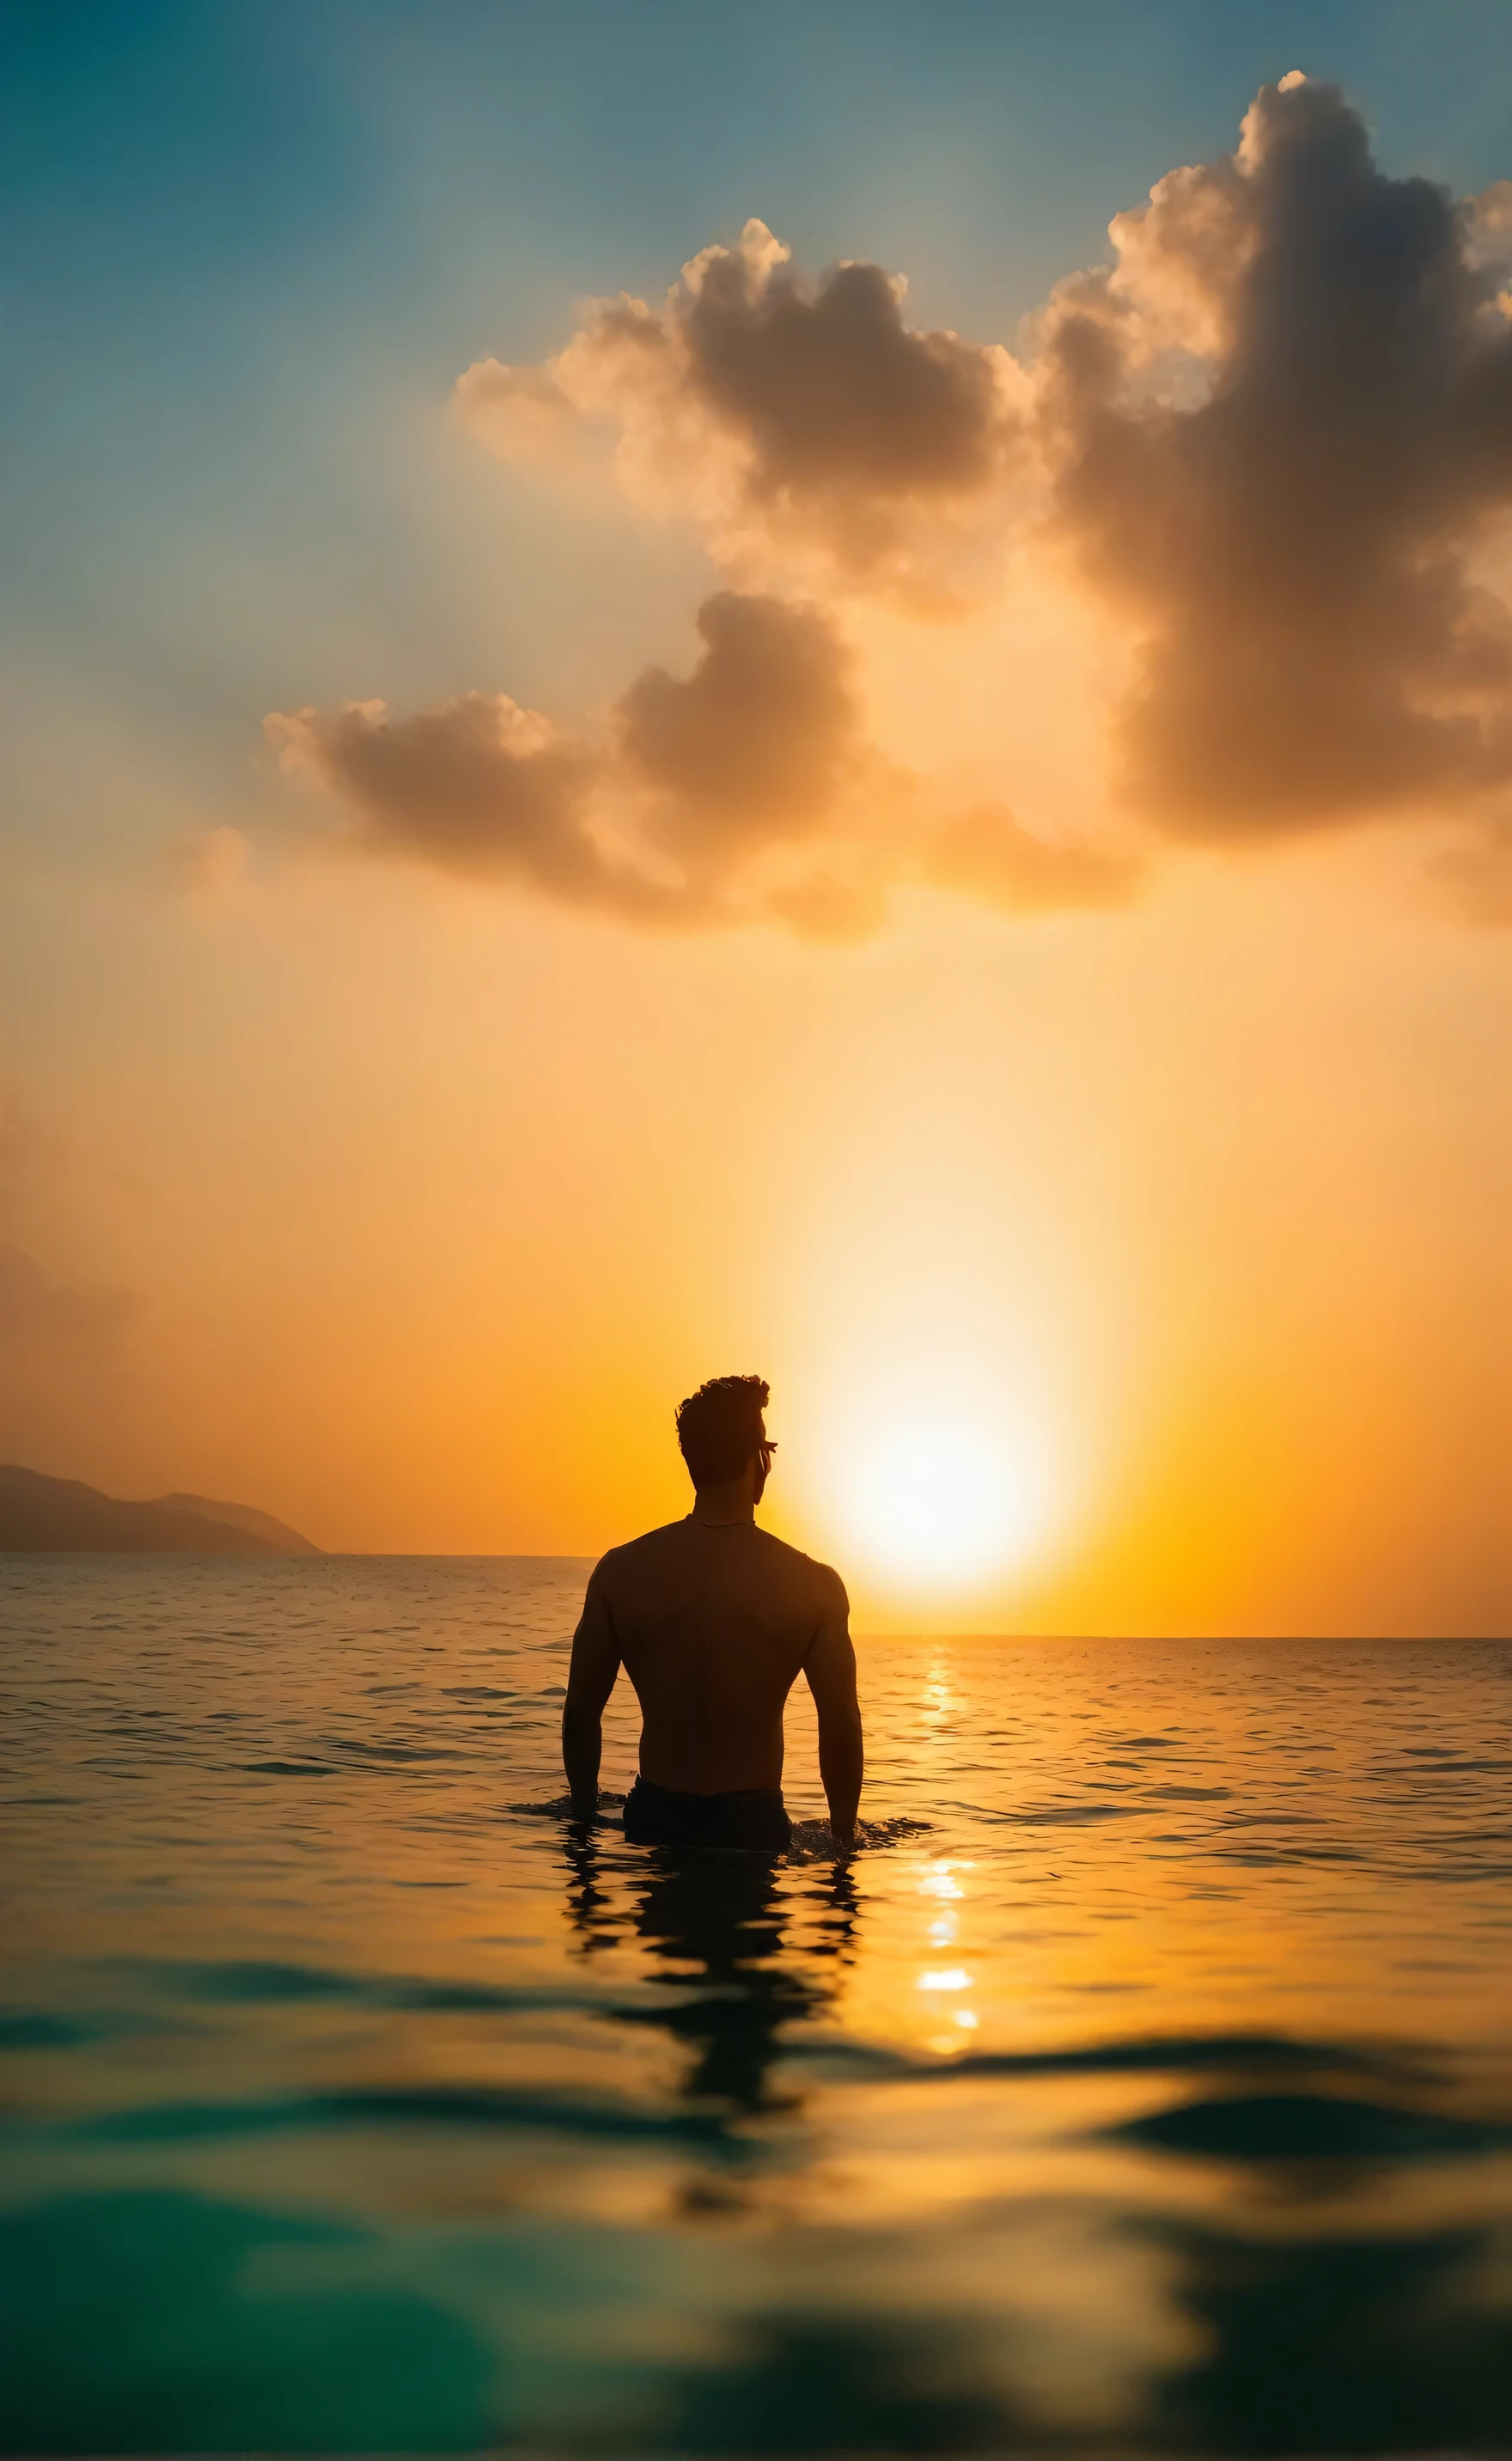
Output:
4,1553,1512,2456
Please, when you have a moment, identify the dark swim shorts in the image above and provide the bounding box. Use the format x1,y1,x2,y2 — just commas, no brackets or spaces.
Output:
623,1775,791,1853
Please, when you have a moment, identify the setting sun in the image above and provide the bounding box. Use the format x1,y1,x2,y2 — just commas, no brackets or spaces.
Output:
843,1418,1053,1587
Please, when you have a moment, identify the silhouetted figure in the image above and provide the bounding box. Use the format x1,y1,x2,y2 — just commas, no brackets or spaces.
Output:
563,1375,864,1851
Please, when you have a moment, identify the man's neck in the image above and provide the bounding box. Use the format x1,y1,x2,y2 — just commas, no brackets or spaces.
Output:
692,1481,756,1528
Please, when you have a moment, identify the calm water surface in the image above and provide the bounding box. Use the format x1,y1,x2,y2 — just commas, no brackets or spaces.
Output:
4,1555,1512,2453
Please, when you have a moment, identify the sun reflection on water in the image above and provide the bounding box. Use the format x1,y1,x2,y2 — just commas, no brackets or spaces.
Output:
909,1857,982,2052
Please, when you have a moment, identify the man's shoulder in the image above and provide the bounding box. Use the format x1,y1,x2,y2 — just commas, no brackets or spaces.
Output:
592,1518,846,1609
592,1520,689,1578
755,1527,848,1606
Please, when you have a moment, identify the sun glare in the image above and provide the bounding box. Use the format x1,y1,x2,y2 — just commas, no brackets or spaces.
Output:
844,1417,1051,1587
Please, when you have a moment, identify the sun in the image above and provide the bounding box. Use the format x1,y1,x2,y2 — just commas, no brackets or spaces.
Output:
842,1416,1051,1588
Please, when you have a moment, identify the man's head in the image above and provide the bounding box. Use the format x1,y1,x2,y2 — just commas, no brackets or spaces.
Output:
675,1373,774,1501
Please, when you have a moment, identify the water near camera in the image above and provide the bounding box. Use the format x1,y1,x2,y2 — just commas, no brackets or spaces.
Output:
5,1554,1512,2453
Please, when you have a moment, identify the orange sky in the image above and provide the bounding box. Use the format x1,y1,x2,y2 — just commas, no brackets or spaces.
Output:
3,67,1510,1633
5,815,1509,1634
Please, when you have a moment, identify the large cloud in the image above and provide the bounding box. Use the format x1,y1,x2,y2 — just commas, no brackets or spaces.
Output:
1040,75,1512,838
276,76,1512,931
455,219,1021,584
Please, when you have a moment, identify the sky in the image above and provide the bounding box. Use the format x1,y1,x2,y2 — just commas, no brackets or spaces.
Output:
3,0,1510,1633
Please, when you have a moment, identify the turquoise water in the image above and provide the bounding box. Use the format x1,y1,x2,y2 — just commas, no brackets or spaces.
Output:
4,1554,1512,2455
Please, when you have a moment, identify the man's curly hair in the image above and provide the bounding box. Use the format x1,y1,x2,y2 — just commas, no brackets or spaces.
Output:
674,1374,770,1489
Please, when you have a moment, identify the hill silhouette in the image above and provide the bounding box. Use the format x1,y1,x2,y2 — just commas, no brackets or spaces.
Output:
153,1492,322,1555
0,1466,322,1556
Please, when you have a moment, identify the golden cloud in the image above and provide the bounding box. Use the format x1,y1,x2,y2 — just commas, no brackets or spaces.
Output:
275,77,1512,930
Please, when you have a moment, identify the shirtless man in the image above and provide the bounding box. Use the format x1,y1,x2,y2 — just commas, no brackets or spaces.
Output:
562,1375,863,1853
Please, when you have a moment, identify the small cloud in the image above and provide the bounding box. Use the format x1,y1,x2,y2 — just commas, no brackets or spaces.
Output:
265,693,613,892
274,591,1145,937
618,589,866,848
167,825,253,892
1428,822,1512,925
765,864,893,944
268,591,909,932
925,803,1144,913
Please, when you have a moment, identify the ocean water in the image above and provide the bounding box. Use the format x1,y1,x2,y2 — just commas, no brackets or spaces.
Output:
4,1555,1512,2457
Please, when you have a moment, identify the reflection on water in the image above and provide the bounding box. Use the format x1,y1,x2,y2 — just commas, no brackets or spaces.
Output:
564,1823,861,2118
3,1554,1512,2453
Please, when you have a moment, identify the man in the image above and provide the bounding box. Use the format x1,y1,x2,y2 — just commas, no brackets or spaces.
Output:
562,1374,863,1853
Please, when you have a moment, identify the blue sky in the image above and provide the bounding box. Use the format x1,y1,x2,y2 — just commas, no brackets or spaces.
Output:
6,0,1512,861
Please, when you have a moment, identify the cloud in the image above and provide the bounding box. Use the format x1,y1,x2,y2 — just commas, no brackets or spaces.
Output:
618,590,864,843
167,825,253,892
278,76,1512,931
269,593,878,929
266,690,620,893
455,218,1021,583
269,590,1127,937
924,803,1143,913
1038,75,1512,840
1430,820,1512,925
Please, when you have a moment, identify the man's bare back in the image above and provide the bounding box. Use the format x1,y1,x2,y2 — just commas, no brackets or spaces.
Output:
571,1517,853,1794
562,1376,864,1848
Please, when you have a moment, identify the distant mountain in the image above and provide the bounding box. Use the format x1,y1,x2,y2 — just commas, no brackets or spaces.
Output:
0,1465,322,1556
153,1492,323,1556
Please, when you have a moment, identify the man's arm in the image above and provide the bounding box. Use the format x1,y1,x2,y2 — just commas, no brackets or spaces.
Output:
804,1573,863,1847
562,1566,621,1818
